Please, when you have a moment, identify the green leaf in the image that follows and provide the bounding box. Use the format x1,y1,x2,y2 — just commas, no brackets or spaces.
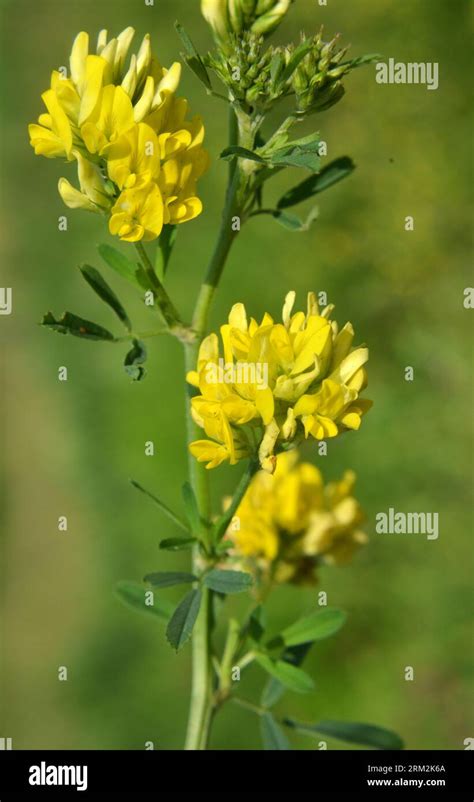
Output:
155,225,178,280
260,643,313,708
182,481,203,535
255,654,314,694
279,38,314,84
345,53,382,69
260,713,290,751
143,571,197,588
124,339,147,381
203,569,253,594
284,719,404,750
175,22,212,90
247,605,266,643
166,589,202,651
220,146,267,164
80,265,131,331
98,243,147,290
270,608,347,649
271,207,319,231
159,537,197,551
41,311,115,341
277,157,356,209
271,139,321,172
129,480,189,533
115,581,173,620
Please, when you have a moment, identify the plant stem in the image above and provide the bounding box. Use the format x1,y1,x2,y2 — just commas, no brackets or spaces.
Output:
213,458,260,542
134,242,184,332
183,104,246,750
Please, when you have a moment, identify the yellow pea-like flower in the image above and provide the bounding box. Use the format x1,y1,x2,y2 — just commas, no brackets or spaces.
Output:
109,183,164,242
227,452,368,587
28,27,208,242
188,292,372,471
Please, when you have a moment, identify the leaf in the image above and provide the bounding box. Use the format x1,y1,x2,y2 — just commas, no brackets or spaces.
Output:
277,157,356,209
260,713,290,751
203,569,253,594
80,265,131,331
247,605,266,643
175,22,212,90
271,207,319,231
98,244,147,290
166,589,202,651
284,719,404,750
124,339,147,381
41,311,115,341
255,654,314,694
279,38,314,84
271,141,321,172
155,225,178,280
143,571,197,588
182,481,203,535
345,53,382,68
129,480,189,533
115,581,173,620
220,146,267,165
270,608,347,649
260,643,313,708
159,537,197,551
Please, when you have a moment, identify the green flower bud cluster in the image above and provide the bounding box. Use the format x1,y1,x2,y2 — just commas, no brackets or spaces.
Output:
201,0,292,46
206,32,291,111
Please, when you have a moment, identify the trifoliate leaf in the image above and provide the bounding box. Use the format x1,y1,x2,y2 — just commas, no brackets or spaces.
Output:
41,311,115,341
203,569,253,594
260,713,290,751
143,571,197,588
124,339,147,381
80,265,131,331
277,157,356,209
260,643,313,708
115,581,173,620
255,654,314,694
166,589,202,651
283,719,404,750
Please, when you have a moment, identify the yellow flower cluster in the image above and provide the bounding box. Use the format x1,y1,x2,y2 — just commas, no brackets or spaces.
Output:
188,292,372,471
29,28,209,242
228,452,368,585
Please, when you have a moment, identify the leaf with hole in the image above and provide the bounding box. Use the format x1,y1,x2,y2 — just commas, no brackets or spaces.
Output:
124,339,147,381
166,589,202,651
41,311,115,341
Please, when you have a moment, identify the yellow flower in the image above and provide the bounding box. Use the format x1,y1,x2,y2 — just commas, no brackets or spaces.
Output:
29,27,208,242
109,183,164,242
228,451,368,586
188,292,372,471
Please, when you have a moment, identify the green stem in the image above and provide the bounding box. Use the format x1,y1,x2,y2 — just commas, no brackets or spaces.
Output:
213,458,260,542
134,242,184,332
183,102,260,750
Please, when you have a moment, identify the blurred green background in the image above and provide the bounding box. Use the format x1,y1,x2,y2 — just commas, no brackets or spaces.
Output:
1,0,472,750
